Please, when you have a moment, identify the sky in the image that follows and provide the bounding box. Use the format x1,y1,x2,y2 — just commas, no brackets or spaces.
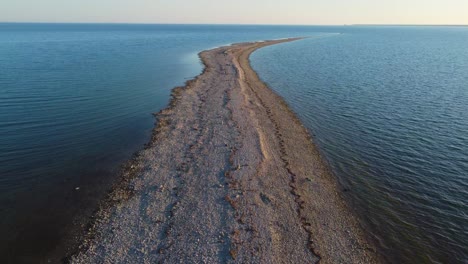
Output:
1,0,467,25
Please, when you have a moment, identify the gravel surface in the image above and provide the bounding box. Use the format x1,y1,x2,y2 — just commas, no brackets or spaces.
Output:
71,39,382,264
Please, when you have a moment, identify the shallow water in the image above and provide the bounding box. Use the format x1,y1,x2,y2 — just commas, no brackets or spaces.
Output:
251,26,468,263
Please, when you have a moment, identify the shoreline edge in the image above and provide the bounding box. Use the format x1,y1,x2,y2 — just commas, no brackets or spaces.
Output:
69,38,383,263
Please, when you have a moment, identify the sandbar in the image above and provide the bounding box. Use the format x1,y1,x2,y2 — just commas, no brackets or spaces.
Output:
70,39,382,263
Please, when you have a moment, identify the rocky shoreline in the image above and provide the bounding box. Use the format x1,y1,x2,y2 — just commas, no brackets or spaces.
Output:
70,39,382,263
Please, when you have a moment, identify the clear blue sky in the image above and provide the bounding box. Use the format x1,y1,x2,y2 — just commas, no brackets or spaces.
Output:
1,0,467,25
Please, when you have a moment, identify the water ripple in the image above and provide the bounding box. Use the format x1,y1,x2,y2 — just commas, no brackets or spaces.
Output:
252,27,468,263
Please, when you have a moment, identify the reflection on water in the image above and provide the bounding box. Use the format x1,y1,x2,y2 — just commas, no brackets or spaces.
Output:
251,26,468,263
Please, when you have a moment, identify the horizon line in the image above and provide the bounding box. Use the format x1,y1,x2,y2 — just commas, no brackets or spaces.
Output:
1,21,468,27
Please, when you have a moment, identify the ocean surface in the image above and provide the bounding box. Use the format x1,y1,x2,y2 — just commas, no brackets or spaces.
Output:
0,23,466,263
252,27,468,263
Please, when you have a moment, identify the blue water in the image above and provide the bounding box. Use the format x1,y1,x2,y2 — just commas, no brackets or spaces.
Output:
0,24,467,263
251,26,468,263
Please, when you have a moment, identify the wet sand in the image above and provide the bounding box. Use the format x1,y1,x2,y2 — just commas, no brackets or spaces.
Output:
71,39,382,263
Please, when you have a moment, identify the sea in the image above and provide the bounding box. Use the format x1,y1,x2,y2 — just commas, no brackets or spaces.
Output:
0,23,467,263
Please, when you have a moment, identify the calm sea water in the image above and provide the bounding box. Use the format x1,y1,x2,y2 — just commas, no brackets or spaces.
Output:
0,24,466,263
251,26,468,263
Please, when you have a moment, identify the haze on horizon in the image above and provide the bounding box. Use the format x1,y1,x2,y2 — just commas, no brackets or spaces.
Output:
1,0,468,25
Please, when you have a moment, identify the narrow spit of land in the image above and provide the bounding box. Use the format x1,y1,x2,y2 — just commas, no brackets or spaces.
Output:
71,39,381,263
